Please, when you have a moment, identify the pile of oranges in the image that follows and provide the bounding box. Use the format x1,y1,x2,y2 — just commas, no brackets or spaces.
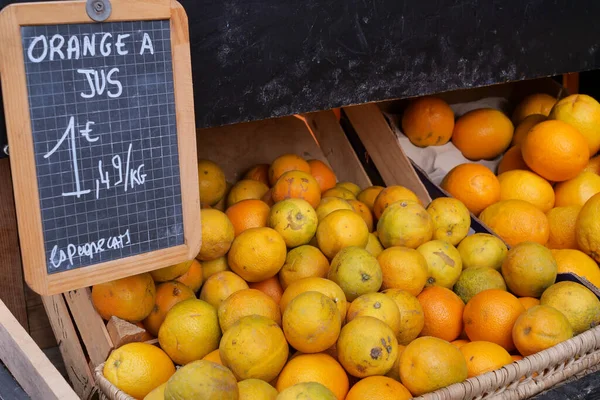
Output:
91,151,600,400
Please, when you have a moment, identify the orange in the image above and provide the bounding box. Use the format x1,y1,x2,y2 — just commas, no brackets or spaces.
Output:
225,199,270,237
555,171,600,207
346,292,401,337
584,154,600,174
453,267,507,304
199,270,249,309
328,246,383,301
521,120,589,182
377,246,428,295
576,192,600,262
384,344,406,381
417,286,464,341
459,341,512,378
451,339,470,349
227,179,270,207
145,383,166,400
268,153,311,186
501,242,557,297
479,200,550,246
518,297,540,310
201,256,230,281
426,197,471,245
512,114,546,146
457,233,508,271
91,273,156,322
228,227,287,282
546,205,581,249
463,289,525,351
365,232,384,257
248,276,284,304
202,349,223,365
512,305,573,356
143,281,196,336
279,277,347,320
175,259,204,292
322,186,356,200
336,182,361,196
498,170,555,212
197,209,235,261
337,316,398,377
551,249,600,288
401,96,455,147
497,145,530,175
348,199,374,232
511,355,523,362
198,159,227,206
277,382,337,400
278,245,329,289
272,170,321,208
417,240,463,289
308,159,337,193
452,108,514,160
357,186,385,211
238,379,278,400
103,342,175,399
158,299,221,365
512,93,557,123
377,201,433,249
373,185,421,219
441,163,501,215
150,260,192,282
382,289,425,344
262,188,274,206
211,181,231,212
316,209,369,259
399,336,468,396
315,196,353,221
220,315,289,381
345,376,412,400
268,198,318,248
549,94,600,156
244,163,270,186
218,288,281,332
282,291,342,353
540,281,600,335
165,360,237,400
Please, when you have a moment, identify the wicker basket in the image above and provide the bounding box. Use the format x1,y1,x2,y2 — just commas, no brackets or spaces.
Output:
94,325,600,400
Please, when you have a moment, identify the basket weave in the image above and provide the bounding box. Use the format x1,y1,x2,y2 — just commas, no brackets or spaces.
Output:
95,326,600,400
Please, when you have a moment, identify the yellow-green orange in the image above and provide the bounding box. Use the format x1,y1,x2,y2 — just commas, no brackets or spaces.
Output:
328,246,383,301
540,281,600,335
268,199,318,248
501,242,557,297
377,201,433,249
164,360,238,400
457,233,508,270
417,240,463,289
576,192,600,262
453,268,507,304
426,197,471,245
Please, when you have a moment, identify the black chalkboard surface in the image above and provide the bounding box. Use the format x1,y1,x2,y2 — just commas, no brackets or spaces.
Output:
22,20,184,274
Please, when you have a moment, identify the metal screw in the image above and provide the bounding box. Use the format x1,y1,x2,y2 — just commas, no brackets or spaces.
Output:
94,1,104,12
3,145,9,156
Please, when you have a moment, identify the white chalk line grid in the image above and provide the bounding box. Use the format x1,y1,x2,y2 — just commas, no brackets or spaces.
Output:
21,20,184,272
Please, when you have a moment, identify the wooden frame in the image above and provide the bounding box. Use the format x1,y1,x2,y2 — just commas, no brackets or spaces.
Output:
0,0,201,295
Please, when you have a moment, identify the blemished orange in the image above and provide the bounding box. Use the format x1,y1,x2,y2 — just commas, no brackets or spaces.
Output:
228,227,287,282
218,288,282,332
399,336,468,396
554,172,600,207
248,276,284,304
197,209,235,261
103,342,175,399
244,163,270,186
546,205,581,249
426,197,471,245
328,246,383,302
336,182,361,196
551,249,600,288
202,349,223,365
268,153,311,186
453,267,507,305
357,186,385,211
459,341,513,378
226,179,270,207
501,242,557,298
348,200,374,232
576,192,600,262
521,120,589,182
401,96,455,147
417,286,465,342
225,199,270,237
279,277,347,320
198,159,227,206
452,108,514,160
382,289,426,344
377,246,429,295
271,170,321,208
164,360,237,400
584,155,600,174
479,200,550,246
175,259,204,292
345,376,412,400
278,245,330,290
518,297,541,310
512,305,573,356
143,281,196,336
441,163,501,216
316,209,369,259
512,114,546,146
417,240,463,289
497,145,530,175
322,186,357,200
549,94,600,156
498,170,555,212
92,273,156,322
346,292,402,337
373,185,421,219
463,289,526,351
512,93,557,123
308,159,337,192
276,353,349,400
377,201,434,249
268,198,318,248
199,270,249,309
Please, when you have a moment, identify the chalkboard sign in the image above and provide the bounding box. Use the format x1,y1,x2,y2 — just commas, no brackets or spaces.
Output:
0,0,201,295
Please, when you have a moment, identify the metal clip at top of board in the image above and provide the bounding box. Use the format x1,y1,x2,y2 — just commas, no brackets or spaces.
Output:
0,0,201,295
